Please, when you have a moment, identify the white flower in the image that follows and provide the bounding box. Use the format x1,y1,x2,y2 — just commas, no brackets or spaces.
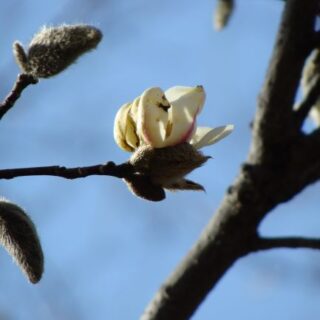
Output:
114,85,234,201
114,85,233,151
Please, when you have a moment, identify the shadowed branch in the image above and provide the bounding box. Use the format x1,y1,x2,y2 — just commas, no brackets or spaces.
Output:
254,236,320,251
0,162,133,180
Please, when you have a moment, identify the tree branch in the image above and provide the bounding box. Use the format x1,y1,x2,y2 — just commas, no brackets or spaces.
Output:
0,74,38,120
314,30,320,47
0,162,133,180
141,1,320,319
254,236,320,251
248,0,316,163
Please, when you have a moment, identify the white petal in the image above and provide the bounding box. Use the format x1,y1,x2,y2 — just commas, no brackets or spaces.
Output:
137,87,170,148
130,96,140,123
163,86,205,145
125,115,140,150
113,103,139,152
190,125,234,149
114,103,133,151
165,86,205,114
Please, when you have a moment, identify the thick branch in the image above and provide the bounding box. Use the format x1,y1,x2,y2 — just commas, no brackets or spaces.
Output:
141,1,320,319
0,162,133,180
254,236,320,251
314,31,320,47
249,0,316,163
0,74,38,120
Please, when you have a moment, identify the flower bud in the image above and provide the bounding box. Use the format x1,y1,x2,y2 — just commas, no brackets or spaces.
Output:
214,0,234,31
13,24,102,78
114,86,207,151
114,85,234,200
0,198,44,283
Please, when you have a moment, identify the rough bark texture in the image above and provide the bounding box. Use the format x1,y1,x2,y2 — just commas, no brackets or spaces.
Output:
141,1,320,319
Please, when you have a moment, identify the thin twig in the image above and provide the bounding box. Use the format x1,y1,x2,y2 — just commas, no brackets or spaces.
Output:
0,74,38,120
0,162,133,180
254,236,320,251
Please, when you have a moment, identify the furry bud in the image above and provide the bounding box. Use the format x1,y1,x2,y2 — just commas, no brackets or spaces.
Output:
214,0,234,31
129,143,210,194
0,198,44,283
124,175,165,202
13,24,102,78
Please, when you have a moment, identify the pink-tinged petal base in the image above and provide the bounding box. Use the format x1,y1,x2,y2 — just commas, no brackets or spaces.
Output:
162,86,205,146
176,118,197,145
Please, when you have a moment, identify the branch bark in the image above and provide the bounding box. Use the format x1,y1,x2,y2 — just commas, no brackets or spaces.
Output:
141,1,320,319
0,74,38,120
254,236,320,251
0,162,133,180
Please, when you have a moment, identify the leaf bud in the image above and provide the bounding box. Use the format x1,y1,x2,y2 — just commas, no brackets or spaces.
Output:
0,198,44,283
214,0,234,31
13,24,102,78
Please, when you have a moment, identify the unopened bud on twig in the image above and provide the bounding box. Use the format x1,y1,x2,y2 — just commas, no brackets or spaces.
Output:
0,198,44,283
13,24,102,78
214,0,234,31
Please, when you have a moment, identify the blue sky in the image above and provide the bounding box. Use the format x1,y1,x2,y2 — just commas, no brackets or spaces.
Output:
1,0,320,319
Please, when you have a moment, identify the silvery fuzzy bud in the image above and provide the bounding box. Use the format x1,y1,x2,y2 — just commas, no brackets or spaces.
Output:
127,143,210,201
214,0,234,31
0,198,44,283
13,24,102,78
